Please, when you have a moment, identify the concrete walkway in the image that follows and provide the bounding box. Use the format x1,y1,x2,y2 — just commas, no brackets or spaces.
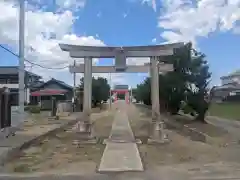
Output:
109,110,135,143
98,104,143,172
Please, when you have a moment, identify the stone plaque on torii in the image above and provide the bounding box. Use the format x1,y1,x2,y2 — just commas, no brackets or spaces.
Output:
59,43,184,141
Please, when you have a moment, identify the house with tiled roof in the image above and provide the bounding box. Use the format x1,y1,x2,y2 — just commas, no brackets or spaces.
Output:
0,66,74,108
0,66,42,105
30,78,73,109
212,70,240,102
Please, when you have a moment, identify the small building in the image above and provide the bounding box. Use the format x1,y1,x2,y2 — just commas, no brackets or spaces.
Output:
112,84,130,103
30,78,73,110
0,66,42,105
212,70,240,102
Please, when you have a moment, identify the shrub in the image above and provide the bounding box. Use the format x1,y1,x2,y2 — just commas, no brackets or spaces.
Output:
29,106,41,114
24,106,30,111
182,103,194,115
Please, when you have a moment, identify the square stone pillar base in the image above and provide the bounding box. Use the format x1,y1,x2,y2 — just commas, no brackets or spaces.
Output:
148,121,170,144
75,115,95,139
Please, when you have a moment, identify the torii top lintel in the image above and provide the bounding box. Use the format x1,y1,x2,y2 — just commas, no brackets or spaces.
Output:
59,43,185,58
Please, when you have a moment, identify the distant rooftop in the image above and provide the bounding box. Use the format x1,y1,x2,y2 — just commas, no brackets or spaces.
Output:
221,69,240,79
39,78,73,90
114,85,129,90
214,83,240,90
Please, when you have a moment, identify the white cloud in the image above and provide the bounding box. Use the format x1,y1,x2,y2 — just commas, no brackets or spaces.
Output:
0,0,152,87
56,0,86,10
142,0,157,11
0,1,105,85
127,57,150,65
25,0,86,12
151,38,157,43
158,0,240,45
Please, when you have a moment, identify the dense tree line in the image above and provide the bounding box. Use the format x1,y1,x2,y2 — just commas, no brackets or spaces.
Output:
78,77,110,107
133,43,211,122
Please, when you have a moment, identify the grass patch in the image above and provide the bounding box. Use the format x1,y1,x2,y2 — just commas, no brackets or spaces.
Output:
208,103,240,120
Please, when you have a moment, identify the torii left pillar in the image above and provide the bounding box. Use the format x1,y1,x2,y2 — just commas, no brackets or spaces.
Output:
78,57,93,134
148,56,169,144
83,57,92,116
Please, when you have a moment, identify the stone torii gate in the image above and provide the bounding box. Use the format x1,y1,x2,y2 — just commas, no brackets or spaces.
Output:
59,43,184,123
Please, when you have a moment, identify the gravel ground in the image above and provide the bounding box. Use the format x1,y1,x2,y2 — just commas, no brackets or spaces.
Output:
3,128,105,173
3,110,116,174
4,103,240,177
128,104,240,169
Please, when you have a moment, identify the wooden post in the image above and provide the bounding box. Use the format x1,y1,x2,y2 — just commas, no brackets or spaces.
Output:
0,88,11,129
4,89,11,127
0,88,3,129
51,96,57,117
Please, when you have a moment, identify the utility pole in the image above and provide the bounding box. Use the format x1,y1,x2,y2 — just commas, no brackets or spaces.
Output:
19,0,25,121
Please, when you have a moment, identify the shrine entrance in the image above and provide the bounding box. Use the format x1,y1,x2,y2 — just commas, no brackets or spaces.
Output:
59,43,184,121
111,89,130,104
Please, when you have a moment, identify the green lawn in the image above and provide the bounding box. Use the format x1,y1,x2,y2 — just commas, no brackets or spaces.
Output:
208,103,240,120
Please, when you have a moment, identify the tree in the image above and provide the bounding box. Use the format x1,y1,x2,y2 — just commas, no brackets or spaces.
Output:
78,77,110,107
158,43,192,114
186,51,211,122
134,42,212,122
134,78,151,105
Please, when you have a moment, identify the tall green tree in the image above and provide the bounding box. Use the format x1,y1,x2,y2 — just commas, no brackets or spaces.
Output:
134,42,212,122
186,51,211,122
78,77,110,107
158,42,192,114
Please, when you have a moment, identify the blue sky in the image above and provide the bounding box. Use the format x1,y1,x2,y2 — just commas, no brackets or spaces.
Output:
0,0,239,87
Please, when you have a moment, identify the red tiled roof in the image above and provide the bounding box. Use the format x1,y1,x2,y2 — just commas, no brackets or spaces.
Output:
111,89,129,93
31,89,67,96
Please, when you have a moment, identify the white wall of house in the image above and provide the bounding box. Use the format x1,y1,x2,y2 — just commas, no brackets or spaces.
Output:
0,83,30,103
221,75,240,85
0,83,19,89
24,88,30,103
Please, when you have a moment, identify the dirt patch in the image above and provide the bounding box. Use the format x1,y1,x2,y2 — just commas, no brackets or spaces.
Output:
132,104,240,168
172,115,228,137
139,129,240,169
92,114,114,139
136,104,233,144
167,114,240,147
3,110,115,173
127,104,151,143
4,127,105,173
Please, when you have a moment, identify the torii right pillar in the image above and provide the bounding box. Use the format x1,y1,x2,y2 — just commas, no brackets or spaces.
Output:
148,56,169,144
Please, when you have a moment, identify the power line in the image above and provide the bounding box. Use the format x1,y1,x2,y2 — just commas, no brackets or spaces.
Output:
0,44,69,70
